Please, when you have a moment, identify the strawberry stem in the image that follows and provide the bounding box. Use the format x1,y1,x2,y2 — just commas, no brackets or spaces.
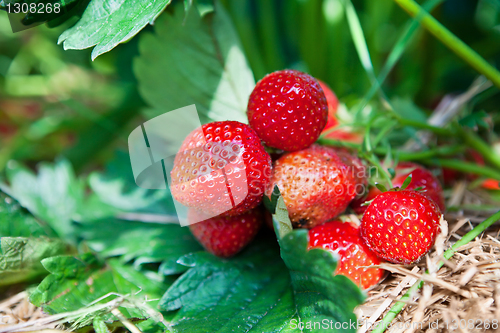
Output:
372,210,500,333
422,158,500,181
392,0,500,89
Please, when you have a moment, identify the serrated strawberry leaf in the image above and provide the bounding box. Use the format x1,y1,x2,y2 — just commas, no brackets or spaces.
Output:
272,196,365,332
58,0,173,60
0,160,115,243
78,217,202,275
158,238,299,333
159,197,364,332
30,254,168,327
279,230,365,331
134,0,254,124
0,237,67,286
0,193,54,238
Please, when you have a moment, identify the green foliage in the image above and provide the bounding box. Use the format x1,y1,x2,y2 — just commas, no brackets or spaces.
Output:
1,159,113,242
0,237,67,285
0,193,53,237
79,217,202,274
159,194,364,333
30,253,168,327
58,0,173,60
134,0,254,124
159,240,296,333
272,195,365,333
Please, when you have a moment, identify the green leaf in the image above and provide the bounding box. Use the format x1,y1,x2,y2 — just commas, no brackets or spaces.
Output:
400,174,413,190
0,237,67,286
272,195,365,332
375,183,388,193
0,192,53,238
160,219,364,332
272,195,293,240
263,185,280,214
1,159,112,242
458,110,489,129
93,316,111,333
30,254,168,326
88,151,176,215
58,0,173,60
279,230,365,331
79,217,202,275
158,239,299,333
134,0,254,124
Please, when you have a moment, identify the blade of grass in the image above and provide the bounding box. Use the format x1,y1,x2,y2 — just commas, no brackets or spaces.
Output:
422,158,500,181
393,0,500,89
356,0,444,113
227,0,267,80
256,0,285,72
344,0,388,103
372,210,500,333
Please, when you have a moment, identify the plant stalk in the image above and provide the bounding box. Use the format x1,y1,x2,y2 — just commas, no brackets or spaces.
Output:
392,0,500,89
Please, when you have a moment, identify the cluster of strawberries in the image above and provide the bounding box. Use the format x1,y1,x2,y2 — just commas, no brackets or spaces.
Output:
170,70,444,289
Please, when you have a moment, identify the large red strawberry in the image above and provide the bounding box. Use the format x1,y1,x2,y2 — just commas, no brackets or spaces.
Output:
351,162,445,214
266,144,359,228
247,70,328,151
170,121,272,218
189,209,262,258
318,80,363,144
309,220,384,289
360,190,442,264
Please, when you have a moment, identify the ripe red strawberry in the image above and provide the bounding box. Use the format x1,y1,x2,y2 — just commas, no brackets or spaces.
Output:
360,190,442,264
318,81,363,144
335,148,368,199
266,144,359,228
309,220,384,289
170,121,272,218
351,162,445,214
318,80,339,121
189,209,262,258
247,70,328,151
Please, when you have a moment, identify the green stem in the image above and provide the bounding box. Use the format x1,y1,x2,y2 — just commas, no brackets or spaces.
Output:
396,118,453,136
393,0,500,89
362,153,393,189
460,129,500,171
373,210,500,333
395,145,462,161
318,138,462,161
422,158,500,180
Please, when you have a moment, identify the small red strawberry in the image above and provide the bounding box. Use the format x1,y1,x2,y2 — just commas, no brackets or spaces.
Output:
318,80,339,121
188,209,262,258
309,220,384,289
360,190,442,264
170,121,272,218
351,162,445,214
247,70,328,151
266,144,359,228
318,81,363,144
